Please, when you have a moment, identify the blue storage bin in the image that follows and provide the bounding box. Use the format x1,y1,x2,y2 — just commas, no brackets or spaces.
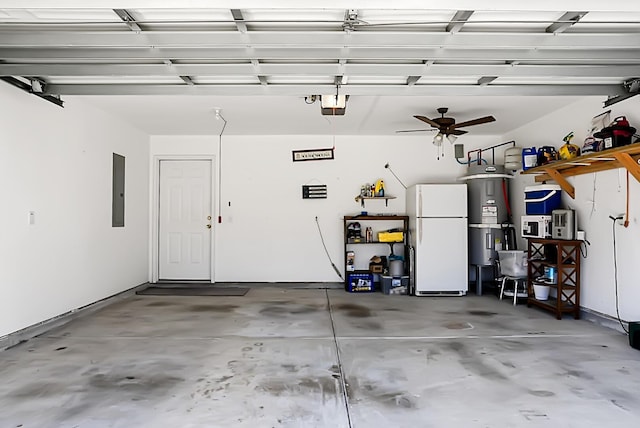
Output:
346,272,375,292
524,185,562,215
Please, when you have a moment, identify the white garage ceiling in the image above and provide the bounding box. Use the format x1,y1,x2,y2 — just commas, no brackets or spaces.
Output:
1,1,639,135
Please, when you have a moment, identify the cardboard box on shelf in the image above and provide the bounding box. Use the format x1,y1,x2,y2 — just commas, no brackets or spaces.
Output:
369,255,384,273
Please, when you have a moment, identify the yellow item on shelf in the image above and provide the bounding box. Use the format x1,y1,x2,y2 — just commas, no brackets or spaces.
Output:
378,231,403,242
374,179,385,197
559,133,580,160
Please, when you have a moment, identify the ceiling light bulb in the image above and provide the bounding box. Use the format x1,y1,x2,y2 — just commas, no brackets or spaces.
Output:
433,133,443,144
447,134,458,144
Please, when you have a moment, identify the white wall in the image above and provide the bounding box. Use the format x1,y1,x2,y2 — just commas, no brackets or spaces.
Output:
504,96,640,322
0,82,150,337
151,133,500,282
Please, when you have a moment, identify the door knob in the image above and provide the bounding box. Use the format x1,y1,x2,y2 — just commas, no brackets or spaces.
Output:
206,224,212,229
207,215,212,220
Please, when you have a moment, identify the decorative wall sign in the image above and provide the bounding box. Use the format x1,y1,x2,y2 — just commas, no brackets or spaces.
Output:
292,148,334,162
302,185,327,199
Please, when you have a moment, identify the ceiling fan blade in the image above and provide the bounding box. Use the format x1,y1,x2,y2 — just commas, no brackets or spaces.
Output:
448,129,468,135
396,129,435,133
414,115,440,128
451,115,496,129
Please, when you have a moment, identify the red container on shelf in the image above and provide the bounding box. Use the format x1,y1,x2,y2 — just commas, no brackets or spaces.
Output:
596,116,636,149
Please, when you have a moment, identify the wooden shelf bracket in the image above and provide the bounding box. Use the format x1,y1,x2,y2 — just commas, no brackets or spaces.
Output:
543,168,575,199
613,152,640,183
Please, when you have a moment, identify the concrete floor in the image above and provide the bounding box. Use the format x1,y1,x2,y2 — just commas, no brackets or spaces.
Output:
1,287,639,428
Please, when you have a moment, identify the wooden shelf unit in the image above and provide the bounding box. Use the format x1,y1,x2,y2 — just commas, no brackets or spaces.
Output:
521,142,640,199
527,238,581,320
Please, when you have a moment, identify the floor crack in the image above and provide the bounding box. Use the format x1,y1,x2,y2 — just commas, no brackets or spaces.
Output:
325,289,353,428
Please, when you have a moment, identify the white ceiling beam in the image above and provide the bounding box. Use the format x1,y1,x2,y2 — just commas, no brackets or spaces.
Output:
3,64,639,78
4,1,640,12
446,11,474,33
2,31,639,50
2,47,639,63
546,11,588,33
43,83,626,96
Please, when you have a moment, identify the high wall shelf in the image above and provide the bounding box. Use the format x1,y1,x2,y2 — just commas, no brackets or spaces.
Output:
521,142,640,199
343,215,409,288
354,195,396,207
527,238,581,320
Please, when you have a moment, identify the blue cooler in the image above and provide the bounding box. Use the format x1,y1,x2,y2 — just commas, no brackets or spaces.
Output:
524,185,562,215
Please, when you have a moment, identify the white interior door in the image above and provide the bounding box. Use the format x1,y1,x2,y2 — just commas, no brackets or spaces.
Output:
159,160,213,280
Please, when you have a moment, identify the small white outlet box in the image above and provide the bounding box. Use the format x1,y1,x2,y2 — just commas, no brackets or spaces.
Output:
28,211,35,225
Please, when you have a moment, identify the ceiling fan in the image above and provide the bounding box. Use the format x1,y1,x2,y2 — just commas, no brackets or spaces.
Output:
397,107,496,159
398,107,496,136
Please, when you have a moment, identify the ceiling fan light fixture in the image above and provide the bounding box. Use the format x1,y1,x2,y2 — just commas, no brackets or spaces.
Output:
447,134,458,144
433,132,444,145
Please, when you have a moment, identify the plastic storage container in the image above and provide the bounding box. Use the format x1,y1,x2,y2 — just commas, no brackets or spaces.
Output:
504,146,523,170
525,184,562,215
378,231,404,242
346,272,375,292
522,147,537,170
497,250,528,277
380,275,409,295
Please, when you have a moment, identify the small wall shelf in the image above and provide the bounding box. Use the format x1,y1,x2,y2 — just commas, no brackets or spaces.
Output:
521,142,640,199
354,196,396,207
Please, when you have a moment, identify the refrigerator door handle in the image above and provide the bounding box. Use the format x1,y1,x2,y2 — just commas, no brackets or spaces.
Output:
418,190,423,219
418,219,423,244
485,231,492,249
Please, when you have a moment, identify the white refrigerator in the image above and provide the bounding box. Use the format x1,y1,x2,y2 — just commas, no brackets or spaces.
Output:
406,184,468,296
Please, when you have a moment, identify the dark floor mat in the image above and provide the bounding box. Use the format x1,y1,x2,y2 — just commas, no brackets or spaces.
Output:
136,287,249,296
